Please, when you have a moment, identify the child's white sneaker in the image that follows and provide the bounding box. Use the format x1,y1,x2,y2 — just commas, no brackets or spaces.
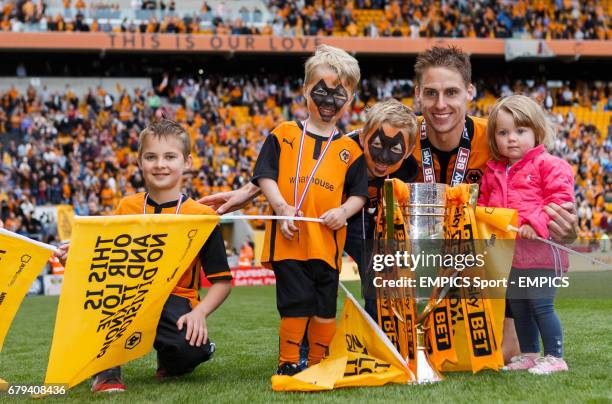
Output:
502,354,538,371
528,355,568,375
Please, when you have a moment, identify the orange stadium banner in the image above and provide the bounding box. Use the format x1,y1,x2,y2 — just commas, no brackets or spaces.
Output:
1,32,611,56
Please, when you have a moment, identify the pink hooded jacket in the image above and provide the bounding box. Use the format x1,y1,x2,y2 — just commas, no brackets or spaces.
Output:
478,145,575,271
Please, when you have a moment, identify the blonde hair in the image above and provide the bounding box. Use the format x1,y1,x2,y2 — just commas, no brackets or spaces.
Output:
487,94,556,161
304,44,360,95
362,99,417,148
138,119,191,159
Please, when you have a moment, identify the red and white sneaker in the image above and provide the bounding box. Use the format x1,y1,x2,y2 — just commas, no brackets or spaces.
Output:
528,355,568,375
91,367,126,393
502,354,538,371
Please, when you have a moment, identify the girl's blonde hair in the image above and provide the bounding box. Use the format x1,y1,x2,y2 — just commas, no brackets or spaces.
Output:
304,44,360,95
487,94,556,161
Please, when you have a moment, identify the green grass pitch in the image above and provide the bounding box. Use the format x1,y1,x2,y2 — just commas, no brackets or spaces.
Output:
1,280,611,403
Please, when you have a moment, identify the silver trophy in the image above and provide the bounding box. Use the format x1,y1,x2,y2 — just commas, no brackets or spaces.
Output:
380,180,447,384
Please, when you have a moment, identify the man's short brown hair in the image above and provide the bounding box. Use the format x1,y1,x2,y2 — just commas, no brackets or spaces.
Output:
414,46,472,86
138,119,191,159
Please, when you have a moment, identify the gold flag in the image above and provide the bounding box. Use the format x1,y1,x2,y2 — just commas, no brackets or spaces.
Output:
460,282,503,373
271,285,413,391
56,205,75,242
440,187,513,373
474,205,518,370
44,214,219,388
475,206,519,240
0,229,54,351
474,206,518,298
374,179,417,370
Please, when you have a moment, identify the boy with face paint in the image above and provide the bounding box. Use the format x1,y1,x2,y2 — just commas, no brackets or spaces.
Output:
308,78,350,123
344,99,418,319
251,45,368,375
201,102,419,323
363,127,409,177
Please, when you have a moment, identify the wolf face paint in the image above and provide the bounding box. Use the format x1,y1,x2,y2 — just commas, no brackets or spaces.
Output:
364,125,410,177
309,79,349,122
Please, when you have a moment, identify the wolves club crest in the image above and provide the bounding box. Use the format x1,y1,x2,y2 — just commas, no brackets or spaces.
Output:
339,149,350,164
466,169,483,184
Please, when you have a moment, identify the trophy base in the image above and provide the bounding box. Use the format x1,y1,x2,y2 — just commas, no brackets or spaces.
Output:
413,346,444,384
411,327,444,384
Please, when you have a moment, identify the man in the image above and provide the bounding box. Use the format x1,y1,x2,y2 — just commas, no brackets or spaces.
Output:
410,47,576,240
410,46,577,362
200,46,578,363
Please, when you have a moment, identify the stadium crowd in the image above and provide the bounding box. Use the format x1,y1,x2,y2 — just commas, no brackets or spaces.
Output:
2,0,610,40
0,74,610,245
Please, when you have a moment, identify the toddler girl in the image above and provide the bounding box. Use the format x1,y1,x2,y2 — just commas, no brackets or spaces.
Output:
479,94,574,375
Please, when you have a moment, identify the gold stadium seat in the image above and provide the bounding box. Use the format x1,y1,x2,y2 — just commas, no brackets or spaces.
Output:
551,107,612,137
352,9,384,33
400,97,413,107
230,106,251,125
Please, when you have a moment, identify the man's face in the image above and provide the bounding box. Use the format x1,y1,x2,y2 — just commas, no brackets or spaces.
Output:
305,67,351,123
416,67,474,136
362,122,412,177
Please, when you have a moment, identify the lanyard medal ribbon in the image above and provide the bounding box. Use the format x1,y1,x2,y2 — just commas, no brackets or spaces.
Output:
420,119,471,187
293,119,337,213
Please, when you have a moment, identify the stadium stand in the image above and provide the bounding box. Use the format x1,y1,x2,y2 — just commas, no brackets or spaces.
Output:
332,0,611,39
0,77,152,98
1,73,610,245
2,0,609,39
0,0,610,252
2,0,271,32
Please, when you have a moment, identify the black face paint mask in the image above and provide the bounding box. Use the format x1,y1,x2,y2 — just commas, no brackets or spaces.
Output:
367,128,406,165
309,79,348,122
